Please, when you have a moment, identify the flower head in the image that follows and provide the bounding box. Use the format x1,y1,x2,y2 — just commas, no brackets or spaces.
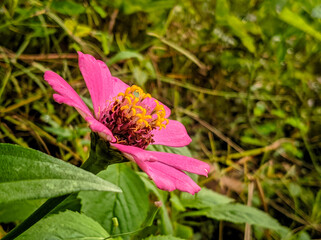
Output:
99,84,168,149
44,52,210,194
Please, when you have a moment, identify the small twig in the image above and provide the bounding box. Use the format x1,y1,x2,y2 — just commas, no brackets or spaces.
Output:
0,52,78,61
219,221,224,240
178,107,244,153
159,76,290,101
0,94,43,114
4,116,81,161
244,180,255,240
255,178,271,239
255,178,268,212
224,156,252,173
108,9,119,34
148,32,207,70
269,200,309,226
214,138,292,162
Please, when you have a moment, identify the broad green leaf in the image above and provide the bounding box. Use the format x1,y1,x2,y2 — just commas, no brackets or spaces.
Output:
174,223,193,239
143,236,184,240
0,200,44,223
205,204,281,230
107,51,144,66
49,194,82,215
141,205,161,228
279,8,321,41
79,164,149,237
0,143,121,203
50,0,86,15
180,188,234,209
16,211,109,239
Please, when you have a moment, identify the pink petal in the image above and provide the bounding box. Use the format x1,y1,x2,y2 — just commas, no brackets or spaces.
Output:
78,52,129,118
113,144,209,176
85,116,115,142
112,144,209,194
141,97,171,118
111,77,130,95
143,151,209,177
151,120,192,147
44,71,93,118
144,161,201,194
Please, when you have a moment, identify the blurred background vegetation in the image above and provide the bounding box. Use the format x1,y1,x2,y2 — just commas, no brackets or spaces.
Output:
0,0,321,239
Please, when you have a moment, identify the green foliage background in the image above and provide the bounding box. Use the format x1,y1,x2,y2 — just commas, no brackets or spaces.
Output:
0,0,321,239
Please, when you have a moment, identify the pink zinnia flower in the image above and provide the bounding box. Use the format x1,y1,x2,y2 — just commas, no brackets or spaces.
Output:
44,52,210,194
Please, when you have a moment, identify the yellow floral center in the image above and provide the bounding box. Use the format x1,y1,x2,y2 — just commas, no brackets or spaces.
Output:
99,85,169,149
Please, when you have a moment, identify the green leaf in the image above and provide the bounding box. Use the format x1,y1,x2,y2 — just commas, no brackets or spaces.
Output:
294,231,312,240
0,143,121,203
79,164,149,236
143,235,184,240
174,223,193,239
138,173,173,235
240,136,266,146
106,0,175,15
50,0,86,15
92,2,107,18
107,51,144,66
0,200,44,223
226,16,256,53
279,8,321,41
311,5,321,19
64,19,92,37
49,194,82,214
285,117,308,133
180,188,234,209
311,190,321,223
148,33,207,69
170,193,185,212
16,211,109,239
271,109,286,118
215,0,230,21
133,66,148,87
216,0,256,53
205,203,281,230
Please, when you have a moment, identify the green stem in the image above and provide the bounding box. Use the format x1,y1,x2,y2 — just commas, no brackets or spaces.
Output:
2,133,126,239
